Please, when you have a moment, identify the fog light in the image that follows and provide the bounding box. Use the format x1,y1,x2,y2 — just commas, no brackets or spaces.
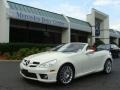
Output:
50,70,55,72
40,74,48,79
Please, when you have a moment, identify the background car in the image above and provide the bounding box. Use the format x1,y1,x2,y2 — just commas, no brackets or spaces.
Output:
20,43,113,85
97,44,120,58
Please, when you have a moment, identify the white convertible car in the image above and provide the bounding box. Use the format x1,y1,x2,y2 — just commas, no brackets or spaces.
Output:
20,43,113,85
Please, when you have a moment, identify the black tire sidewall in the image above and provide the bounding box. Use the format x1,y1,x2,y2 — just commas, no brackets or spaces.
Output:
104,60,112,74
57,64,74,85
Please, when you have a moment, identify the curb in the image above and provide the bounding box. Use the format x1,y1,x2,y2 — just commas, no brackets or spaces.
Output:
0,60,21,62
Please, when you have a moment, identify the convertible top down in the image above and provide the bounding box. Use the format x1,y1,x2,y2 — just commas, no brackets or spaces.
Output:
20,43,113,85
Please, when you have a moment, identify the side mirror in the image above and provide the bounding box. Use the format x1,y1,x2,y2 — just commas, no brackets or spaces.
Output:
85,49,94,55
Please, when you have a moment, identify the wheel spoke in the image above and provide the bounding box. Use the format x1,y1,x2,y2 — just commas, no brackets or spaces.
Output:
59,66,73,84
106,61,112,73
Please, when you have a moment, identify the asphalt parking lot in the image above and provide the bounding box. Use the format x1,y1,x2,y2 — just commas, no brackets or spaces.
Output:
0,59,120,90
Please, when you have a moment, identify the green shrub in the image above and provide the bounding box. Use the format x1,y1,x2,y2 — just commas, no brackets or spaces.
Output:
0,43,55,54
9,47,48,60
3,52,11,60
0,43,56,60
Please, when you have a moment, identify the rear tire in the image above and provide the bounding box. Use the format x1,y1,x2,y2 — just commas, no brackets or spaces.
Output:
103,60,112,74
57,64,74,85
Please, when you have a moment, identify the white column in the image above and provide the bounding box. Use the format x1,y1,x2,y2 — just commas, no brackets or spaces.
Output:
87,13,95,45
102,17,109,44
87,35,92,45
0,0,10,43
91,26,95,45
62,15,71,43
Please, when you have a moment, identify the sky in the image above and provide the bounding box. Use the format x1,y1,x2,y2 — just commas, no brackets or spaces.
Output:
9,0,120,31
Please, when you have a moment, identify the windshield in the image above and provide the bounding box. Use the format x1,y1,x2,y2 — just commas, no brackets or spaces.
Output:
50,44,64,51
51,43,86,52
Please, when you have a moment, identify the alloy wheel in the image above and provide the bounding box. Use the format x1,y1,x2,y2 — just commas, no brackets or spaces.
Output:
104,60,112,74
58,65,74,85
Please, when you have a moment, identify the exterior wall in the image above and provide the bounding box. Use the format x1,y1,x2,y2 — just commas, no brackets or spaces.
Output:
0,0,10,43
87,14,95,46
62,15,71,43
87,9,110,45
9,7,71,43
1,0,119,45
62,29,70,43
100,17,109,44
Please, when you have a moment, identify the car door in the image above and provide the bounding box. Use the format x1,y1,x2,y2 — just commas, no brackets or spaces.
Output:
91,51,105,71
84,51,102,72
72,51,96,76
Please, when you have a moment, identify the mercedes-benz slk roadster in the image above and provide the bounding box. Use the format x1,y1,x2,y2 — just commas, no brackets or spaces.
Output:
20,43,113,85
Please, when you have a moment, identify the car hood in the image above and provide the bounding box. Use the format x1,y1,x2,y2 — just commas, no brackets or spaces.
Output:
24,51,76,64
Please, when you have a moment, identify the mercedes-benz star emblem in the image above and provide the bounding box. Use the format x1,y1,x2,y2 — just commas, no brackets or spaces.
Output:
25,60,30,66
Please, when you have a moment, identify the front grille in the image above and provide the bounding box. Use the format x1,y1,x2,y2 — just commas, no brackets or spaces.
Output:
29,65,37,67
23,60,40,67
21,69,37,78
33,62,40,64
28,61,40,67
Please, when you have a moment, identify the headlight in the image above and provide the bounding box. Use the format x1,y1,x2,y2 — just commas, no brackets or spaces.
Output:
39,60,57,68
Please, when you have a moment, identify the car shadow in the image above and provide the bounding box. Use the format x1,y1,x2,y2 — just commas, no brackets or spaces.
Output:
21,77,61,88
20,71,114,89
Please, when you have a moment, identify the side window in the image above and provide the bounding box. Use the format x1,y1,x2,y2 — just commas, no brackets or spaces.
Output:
111,45,114,49
105,45,110,50
101,45,106,49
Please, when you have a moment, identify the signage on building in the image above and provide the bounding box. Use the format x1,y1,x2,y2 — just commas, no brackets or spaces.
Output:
9,10,67,28
95,19,101,36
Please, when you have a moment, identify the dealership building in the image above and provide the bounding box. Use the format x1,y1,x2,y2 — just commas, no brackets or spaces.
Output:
0,0,120,46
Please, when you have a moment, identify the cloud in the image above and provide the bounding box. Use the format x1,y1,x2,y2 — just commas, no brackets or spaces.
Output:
93,0,120,6
55,3,87,20
110,21,120,30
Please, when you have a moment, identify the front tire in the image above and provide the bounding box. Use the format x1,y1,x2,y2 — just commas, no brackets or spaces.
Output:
57,64,74,85
103,60,112,74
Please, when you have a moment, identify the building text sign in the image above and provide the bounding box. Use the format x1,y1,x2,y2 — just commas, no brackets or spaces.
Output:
9,10,67,28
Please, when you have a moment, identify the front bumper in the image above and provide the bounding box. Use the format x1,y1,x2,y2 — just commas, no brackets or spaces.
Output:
20,63,57,83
